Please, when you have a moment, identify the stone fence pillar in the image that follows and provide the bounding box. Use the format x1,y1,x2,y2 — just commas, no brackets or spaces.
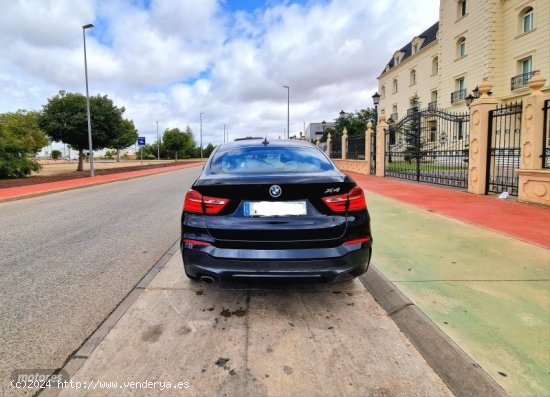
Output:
518,70,550,205
376,111,387,176
365,121,373,171
468,79,498,195
316,137,320,147
326,132,332,156
342,127,347,160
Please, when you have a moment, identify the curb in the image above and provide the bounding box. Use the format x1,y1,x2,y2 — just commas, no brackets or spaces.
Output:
0,163,204,203
38,241,181,397
359,265,509,397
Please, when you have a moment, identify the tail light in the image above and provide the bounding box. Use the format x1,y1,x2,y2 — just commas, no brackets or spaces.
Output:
322,187,366,213
184,189,229,215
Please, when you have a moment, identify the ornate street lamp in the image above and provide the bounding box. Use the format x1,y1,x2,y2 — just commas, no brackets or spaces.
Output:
372,91,380,125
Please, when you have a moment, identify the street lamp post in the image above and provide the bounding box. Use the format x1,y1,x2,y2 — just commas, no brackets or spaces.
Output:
156,121,159,160
82,23,94,176
283,85,289,139
372,92,381,125
200,112,204,159
339,110,347,137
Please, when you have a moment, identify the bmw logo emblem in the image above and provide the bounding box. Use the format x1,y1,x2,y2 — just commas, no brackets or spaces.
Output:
269,185,282,198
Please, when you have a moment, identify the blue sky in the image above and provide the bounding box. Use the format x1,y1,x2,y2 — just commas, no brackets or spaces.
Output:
0,0,439,151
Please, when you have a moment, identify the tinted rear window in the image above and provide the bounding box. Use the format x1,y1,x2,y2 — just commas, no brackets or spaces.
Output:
210,146,334,174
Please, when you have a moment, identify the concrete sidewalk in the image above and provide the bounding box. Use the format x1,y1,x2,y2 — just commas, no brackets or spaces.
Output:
349,173,550,397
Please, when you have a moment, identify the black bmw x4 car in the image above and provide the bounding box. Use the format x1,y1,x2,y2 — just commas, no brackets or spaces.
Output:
181,138,372,283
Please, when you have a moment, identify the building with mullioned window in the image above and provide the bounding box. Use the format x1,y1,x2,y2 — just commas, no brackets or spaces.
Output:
376,0,550,121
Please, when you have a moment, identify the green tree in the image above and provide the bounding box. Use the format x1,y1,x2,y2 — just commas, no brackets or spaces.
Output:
203,143,216,158
136,144,155,160
333,108,377,138
163,128,189,160
401,95,425,165
0,110,48,155
183,125,197,158
0,110,46,178
110,118,138,162
51,149,62,160
0,137,41,178
39,91,129,171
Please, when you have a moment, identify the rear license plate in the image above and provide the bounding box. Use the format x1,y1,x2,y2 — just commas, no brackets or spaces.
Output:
244,201,307,217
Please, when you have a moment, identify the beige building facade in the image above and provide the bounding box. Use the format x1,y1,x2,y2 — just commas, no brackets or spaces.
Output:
377,0,550,119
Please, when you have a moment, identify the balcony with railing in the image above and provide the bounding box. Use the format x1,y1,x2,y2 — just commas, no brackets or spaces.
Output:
511,71,533,90
428,101,437,110
389,113,398,122
451,89,466,104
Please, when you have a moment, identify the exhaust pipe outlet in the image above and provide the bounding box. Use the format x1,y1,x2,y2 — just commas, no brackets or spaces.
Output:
200,275,215,284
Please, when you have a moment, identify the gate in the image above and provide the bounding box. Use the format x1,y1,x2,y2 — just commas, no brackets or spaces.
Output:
330,136,342,159
487,101,522,195
543,99,550,168
370,131,376,174
346,134,365,159
385,107,470,188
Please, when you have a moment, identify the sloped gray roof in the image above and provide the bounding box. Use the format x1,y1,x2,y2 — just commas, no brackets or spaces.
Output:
381,22,438,74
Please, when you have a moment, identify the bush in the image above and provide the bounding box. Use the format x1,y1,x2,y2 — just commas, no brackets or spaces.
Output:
0,140,41,178
51,150,62,160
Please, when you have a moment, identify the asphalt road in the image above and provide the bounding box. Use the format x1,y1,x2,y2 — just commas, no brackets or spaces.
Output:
0,166,202,397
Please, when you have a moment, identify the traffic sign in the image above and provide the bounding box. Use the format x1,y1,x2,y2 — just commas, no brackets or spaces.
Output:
138,137,146,146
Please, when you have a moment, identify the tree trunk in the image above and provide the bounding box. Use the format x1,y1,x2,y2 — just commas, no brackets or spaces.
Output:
116,149,120,162
175,151,178,161
77,149,84,171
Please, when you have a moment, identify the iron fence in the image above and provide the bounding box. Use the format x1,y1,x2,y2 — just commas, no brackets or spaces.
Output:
330,137,342,159
510,71,534,91
451,89,467,104
385,107,470,189
346,134,365,160
487,101,522,195
543,99,550,168
370,131,376,174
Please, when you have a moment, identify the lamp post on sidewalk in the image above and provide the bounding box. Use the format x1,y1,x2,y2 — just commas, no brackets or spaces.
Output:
200,112,204,159
283,85,289,139
156,121,160,160
372,92,380,126
82,23,94,177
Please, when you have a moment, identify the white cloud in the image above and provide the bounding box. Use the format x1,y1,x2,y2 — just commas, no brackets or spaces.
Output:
0,0,439,147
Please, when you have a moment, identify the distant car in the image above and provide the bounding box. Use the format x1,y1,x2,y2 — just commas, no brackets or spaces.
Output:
180,138,372,283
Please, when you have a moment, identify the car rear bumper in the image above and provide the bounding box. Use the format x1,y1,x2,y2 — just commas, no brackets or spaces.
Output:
181,242,371,282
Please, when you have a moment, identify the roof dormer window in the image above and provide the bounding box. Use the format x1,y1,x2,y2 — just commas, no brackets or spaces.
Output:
411,37,425,55
393,51,405,65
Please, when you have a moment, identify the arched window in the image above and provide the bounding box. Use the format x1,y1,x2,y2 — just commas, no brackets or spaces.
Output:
392,79,398,93
520,7,534,33
410,69,416,85
457,37,466,58
432,56,439,75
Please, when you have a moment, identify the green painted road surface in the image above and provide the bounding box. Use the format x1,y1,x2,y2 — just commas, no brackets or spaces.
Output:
365,190,550,397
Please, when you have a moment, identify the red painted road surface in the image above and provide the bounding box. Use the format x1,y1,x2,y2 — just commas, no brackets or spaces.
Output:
349,172,550,249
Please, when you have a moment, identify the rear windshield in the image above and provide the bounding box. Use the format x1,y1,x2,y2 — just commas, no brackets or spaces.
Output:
209,145,334,174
